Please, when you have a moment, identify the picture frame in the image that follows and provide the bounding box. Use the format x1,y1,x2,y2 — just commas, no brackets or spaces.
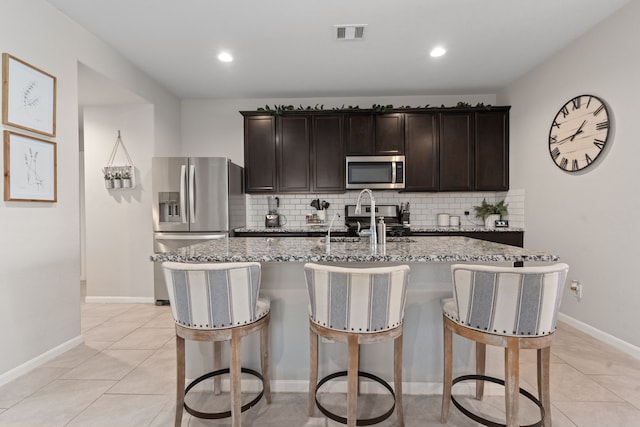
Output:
3,130,57,202
2,53,56,137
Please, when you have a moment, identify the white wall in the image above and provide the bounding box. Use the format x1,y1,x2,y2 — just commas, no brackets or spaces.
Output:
83,105,155,300
0,0,180,383
499,1,640,347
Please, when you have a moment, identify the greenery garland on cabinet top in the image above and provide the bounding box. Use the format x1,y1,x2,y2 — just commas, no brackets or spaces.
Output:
256,102,494,115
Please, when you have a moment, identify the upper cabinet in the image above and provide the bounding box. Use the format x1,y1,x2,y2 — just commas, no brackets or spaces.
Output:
312,115,345,192
439,111,474,191
241,107,509,194
405,108,510,192
346,113,404,155
241,111,345,194
244,115,276,193
277,116,311,193
475,110,509,191
374,113,404,155
404,113,438,191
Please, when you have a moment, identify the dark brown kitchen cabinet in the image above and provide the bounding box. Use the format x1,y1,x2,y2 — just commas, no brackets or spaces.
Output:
312,115,345,192
375,113,404,154
345,113,404,155
404,113,438,191
277,116,311,192
244,115,276,193
439,112,474,191
345,114,374,155
475,110,509,190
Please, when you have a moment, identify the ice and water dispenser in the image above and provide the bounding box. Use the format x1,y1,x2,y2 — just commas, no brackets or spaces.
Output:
158,192,181,223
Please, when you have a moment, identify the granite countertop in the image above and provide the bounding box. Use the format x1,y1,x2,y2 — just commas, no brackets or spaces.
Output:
410,226,525,233
234,226,523,234
151,235,557,263
234,225,349,233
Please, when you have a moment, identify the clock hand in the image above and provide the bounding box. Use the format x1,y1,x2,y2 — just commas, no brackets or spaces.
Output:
570,120,586,141
554,120,587,145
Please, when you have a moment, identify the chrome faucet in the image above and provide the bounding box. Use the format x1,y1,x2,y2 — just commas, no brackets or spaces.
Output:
355,188,377,252
325,212,341,254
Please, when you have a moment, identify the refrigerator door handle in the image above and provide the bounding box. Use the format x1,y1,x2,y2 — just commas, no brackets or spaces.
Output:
189,164,196,223
179,165,187,224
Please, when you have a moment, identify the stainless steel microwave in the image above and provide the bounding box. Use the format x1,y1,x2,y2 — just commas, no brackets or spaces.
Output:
345,155,405,189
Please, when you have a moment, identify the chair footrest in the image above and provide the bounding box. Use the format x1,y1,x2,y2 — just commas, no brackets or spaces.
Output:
184,367,264,420
314,370,395,426
451,374,544,427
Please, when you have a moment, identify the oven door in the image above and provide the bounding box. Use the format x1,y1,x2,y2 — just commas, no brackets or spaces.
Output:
345,156,405,189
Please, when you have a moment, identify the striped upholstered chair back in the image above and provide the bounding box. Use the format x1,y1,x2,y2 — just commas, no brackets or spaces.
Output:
304,263,410,333
162,262,268,330
443,263,569,337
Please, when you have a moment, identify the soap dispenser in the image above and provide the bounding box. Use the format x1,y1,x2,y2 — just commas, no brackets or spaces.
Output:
376,217,386,245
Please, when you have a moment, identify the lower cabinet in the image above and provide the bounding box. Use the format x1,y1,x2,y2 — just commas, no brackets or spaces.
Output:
411,231,524,247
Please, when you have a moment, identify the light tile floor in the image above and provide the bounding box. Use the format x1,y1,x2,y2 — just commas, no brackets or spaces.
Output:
0,297,639,426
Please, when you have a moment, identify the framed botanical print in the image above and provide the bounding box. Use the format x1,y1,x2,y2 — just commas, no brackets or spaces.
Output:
2,53,57,137
3,131,57,202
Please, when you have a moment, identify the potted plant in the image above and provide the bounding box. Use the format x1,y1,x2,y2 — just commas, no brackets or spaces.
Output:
103,169,114,189
473,198,508,228
121,169,132,188
113,171,122,189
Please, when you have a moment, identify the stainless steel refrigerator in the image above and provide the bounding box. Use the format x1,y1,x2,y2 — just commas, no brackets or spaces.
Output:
152,157,246,304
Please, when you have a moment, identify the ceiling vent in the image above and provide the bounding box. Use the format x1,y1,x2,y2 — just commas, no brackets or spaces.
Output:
335,25,366,41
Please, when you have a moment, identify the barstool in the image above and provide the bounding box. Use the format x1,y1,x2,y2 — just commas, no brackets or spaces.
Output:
303,263,410,427
162,261,271,427
440,263,569,427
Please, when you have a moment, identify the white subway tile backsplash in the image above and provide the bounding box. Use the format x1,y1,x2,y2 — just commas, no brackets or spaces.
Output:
245,189,525,229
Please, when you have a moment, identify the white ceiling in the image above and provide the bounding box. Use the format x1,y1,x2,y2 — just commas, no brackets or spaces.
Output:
48,0,628,100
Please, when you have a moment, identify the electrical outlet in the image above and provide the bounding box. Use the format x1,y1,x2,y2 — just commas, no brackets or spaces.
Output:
570,280,582,301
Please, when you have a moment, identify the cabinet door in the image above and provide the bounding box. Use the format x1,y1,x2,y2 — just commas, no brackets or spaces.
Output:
375,113,405,154
277,116,310,192
345,114,374,155
404,113,438,191
439,112,474,191
244,115,276,193
475,110,509,190
312,115,345,192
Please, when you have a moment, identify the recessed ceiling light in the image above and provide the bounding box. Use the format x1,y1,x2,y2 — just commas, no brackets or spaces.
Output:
430,46,446,58
217,52,233,62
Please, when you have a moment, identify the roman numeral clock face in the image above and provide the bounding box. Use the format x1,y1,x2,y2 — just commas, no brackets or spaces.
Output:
548,95,611,172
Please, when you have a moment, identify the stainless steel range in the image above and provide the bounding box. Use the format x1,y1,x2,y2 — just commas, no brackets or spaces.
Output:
344,204,411,237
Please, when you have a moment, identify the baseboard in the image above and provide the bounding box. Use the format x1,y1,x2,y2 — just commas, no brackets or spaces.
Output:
84,296,155,304
0,335,84,387
558,313,640,359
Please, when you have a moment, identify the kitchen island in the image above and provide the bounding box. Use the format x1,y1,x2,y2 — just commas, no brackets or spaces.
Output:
152,236,559,394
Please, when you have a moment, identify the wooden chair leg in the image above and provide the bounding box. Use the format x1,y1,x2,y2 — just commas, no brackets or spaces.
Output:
538,347,552,427
213,341,222,395
476,342,486,400
230,331,242,427
441,319,453,423
261,320,272,404
504,338,520,427
308,326,318,416
347,334,359,427
175,335,185,427
394,333,405,427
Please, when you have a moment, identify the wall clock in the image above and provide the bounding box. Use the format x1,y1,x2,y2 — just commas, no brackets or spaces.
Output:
548,94,610,172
